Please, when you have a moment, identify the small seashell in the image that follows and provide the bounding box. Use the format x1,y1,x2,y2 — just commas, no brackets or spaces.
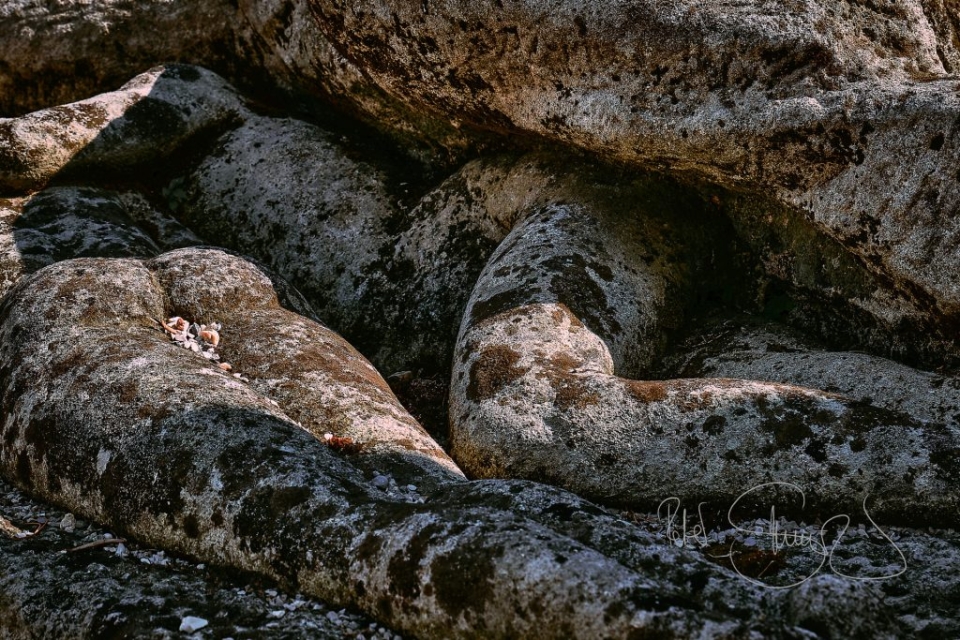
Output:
219,363,232,371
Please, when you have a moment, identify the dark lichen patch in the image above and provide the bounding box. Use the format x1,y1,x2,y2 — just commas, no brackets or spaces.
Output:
544,255,622,342
827,462,848,478
837,400,918,435
429,537,501,621
759,406,814,451
466,345,527,401
97,445,196,527
235,485,313,553
804,438,827,463
385,521,447,600
469,288,531,324
701,415,726,435
849,435,867,453
182,513,201,539
929,447,960,482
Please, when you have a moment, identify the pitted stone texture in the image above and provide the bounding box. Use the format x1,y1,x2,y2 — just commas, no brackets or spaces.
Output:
178,115,422,372
179,123,531,375
0,478,384,639
451,191,960,525
233,0,476,164
663,317,960,430
304,0,960,328
304,0,959,183
712,188,960,369
0,186,201,300
0,0,239,117
0,0,480,167
0,64,248,194
1,247,890,638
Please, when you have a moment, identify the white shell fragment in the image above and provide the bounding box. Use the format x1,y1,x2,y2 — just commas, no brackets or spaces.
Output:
179,616,209,633
160,316,235,371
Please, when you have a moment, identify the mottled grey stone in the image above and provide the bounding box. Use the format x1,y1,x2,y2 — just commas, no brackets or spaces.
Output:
0,0,238,117
0,186,201,300
448,159,960,526
0,247,838,639
304,0,960,340
0,65,248,193
178,119,516,377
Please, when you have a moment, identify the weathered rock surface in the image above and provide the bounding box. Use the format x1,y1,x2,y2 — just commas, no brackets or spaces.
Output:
304,0,960,342
5,247,913,638
0,475,390,639
0,186,201,299
179,128,545,376
662,316,960,429
1,4,959,636
0,0,480,169
0,0,238,117
0,65,248,194
448,158,960,525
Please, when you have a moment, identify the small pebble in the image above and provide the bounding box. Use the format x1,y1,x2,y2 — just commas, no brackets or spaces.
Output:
59,513,76,533
179,616,209,633
326,611,340,624
268,610,285,619
371,475,390,490
406,485,417,493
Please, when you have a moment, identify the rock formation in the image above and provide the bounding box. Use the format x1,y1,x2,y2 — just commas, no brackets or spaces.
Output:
1,0,959,637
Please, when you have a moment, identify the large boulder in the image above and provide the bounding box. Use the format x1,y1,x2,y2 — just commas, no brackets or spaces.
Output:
304,0,960,335
0,65,248,194
0,0,238,117
1,247,879,639
447,155,960,525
